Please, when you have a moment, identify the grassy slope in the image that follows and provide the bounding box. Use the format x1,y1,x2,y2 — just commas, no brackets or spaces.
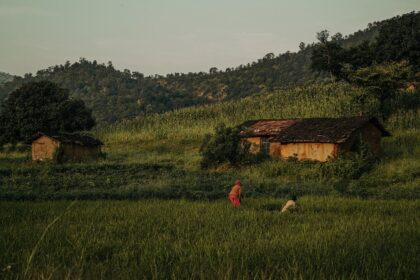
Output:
1,198,420,279
1,82,419,278
1,82,419,199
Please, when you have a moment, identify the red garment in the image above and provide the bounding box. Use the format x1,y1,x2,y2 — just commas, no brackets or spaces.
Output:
229,184,241,197
229,194,241,207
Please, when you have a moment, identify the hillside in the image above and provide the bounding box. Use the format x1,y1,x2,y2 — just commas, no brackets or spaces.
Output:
0,61,208,124
0,14,389,125
2,8,420,280
1,80,419,278
1,82,419,200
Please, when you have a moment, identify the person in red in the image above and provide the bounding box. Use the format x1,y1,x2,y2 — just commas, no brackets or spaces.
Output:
228,179,242,208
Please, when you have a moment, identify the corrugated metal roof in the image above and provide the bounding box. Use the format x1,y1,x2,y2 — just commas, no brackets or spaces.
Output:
273,117,390,143
239,119,297,137
239,117,390,143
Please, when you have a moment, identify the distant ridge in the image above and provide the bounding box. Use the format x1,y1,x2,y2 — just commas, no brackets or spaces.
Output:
0,12,415,125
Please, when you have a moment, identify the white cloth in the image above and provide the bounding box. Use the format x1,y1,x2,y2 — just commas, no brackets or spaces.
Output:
281,200,298,213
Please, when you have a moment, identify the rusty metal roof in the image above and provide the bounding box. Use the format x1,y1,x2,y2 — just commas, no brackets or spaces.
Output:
239,117,390,143
273,117,390,143
238,119,297,137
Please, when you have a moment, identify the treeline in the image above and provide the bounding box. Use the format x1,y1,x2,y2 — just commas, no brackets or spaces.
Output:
0,72,14,85
0,12,417,125
311,12,420,118
158,19,383,100
0,61,207,124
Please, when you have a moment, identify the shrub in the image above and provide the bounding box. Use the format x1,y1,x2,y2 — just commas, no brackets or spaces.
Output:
199,123,254,168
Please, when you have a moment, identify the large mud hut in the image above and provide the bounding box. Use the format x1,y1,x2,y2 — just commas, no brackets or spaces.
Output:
239,117,390,162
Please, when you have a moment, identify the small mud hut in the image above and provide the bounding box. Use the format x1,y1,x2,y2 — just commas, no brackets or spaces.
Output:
239,117,390,162
30,132,103,161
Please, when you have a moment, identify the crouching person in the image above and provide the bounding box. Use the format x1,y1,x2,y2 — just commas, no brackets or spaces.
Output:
281,195,299,213
228,180,242,208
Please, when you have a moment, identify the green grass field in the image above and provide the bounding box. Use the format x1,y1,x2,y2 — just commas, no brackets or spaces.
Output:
1,82,419,278
1,197,420,279
1,82,419,200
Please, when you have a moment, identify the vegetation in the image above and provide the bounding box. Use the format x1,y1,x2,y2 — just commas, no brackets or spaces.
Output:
0,72,14,85
0,60,207,125
311,12,419,80
1,198,420,279
200,123,256,169
311,12,420,76
0,11,419,279
1,12,411,126
1,82,418,200
346,61,416,117
0,81,95,145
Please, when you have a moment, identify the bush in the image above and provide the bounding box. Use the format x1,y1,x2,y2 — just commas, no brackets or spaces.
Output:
199,123,255,169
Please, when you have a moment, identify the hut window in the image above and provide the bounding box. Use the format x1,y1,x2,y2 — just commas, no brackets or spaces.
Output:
261,137,270,154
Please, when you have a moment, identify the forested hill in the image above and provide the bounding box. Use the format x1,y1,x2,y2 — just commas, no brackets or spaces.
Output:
0,72,14,85
0,12,415,125
0,62,209,124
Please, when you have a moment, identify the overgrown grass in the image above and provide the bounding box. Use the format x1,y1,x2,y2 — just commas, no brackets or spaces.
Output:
1,198,419,279
100,82,380,142
1,82,419,278
1,82,419,199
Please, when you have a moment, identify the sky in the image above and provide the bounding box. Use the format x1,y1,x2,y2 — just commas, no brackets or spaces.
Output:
0,0,419,76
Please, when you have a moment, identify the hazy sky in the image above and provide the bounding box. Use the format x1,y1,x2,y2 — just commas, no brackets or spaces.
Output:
1,0,418,76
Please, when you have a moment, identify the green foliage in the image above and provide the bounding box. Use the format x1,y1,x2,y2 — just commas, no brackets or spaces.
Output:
1,82,419,200
1,198,420,279
0,13,415,128
311,12,420,80
104,82,379,142
0,59,207,125
0,13,395,126
346,61,414,116
0,72,14,85
199,123,254,168
52,146,64,163
375,11,420,69
347,61,412,94
311,30,347,79
0,81,95,144
310,12,420,120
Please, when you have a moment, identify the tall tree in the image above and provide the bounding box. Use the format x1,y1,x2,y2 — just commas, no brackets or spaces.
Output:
311,30,346,79
346,61,413,117
375,12,420,69
0,81,95,144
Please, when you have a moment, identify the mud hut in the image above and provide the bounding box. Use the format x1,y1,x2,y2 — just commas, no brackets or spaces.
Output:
239,117,390,162
30,132,103,161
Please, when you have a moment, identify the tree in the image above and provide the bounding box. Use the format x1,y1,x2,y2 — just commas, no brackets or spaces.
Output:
375,12,420,69
299,42,306,51
0,81,95,144
199,123,251,168
346,61,413,117
311,30,346,79
263,53,275,60
209,67,218,74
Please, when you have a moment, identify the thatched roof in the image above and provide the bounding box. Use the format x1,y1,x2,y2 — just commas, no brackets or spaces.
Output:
239,117,390,143
31,132,103,147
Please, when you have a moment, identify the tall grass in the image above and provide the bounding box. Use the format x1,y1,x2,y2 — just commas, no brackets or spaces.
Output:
1,82,419,199
100,82,381,143
0,83,419,278
1,198,419,279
